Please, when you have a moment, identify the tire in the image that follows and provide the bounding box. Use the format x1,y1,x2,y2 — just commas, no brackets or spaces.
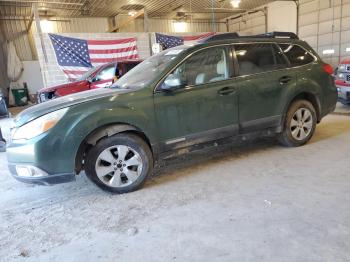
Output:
278,100,317,147
85,133,153,193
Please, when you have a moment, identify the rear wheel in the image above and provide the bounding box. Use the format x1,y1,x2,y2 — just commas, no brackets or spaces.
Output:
278,100,317,147
85,133,153,193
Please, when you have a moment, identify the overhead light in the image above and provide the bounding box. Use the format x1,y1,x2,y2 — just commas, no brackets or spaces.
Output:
323,49,335,55
173,21,187,33
128,10,137,16
231,0,241,8
346,47,350,52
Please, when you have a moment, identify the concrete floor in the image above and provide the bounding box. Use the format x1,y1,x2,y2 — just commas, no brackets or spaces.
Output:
1,114,350,262
334,102,350,115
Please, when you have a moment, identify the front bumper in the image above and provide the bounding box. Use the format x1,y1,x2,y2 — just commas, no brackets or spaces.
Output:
8,163,75,185
337,85,350,104
6,131,77,186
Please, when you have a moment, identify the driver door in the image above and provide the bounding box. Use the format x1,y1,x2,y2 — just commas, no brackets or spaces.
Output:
154,46,239,151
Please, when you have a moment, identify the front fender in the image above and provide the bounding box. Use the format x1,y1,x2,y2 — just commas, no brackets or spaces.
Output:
55,93,156,173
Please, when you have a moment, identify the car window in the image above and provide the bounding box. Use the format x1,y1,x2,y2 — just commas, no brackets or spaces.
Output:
234,43,288,76
279,44,315,67
94,66,115,81
112,46,188,90
164,46,229,87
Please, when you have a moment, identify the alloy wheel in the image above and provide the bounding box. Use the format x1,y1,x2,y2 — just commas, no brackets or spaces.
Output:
95,145,143,188
290,107,313,141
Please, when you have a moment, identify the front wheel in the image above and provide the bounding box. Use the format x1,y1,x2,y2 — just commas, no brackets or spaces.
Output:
85,133,153,193
278,100,317,147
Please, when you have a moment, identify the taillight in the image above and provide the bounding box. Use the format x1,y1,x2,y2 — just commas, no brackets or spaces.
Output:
323,63,334,75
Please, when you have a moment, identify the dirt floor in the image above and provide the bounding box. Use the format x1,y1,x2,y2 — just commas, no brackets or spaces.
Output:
1,114,350,262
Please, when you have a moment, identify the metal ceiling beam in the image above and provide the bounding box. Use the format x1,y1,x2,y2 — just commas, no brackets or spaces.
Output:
26,10,34,32
0,0,277,20
108,9,145,32
0,0,83,5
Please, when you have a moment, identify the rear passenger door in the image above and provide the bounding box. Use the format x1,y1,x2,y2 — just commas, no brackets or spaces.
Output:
233,43,296,132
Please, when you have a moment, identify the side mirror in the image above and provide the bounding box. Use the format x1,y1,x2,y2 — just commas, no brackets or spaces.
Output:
162,74,186,91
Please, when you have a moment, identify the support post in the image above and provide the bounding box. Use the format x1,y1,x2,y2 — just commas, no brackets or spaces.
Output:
144,8,149,32
32,3,47,63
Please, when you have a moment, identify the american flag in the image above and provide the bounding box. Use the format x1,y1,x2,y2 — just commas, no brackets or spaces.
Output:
155,32,215,49
49,34,139,80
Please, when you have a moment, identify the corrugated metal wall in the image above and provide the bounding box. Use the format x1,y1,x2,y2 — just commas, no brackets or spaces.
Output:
299,0,350,66
2,16,225,65
142,19,219,33
1,17,109,62
1,18,35,61
43,17,109,33
225,11,266,35
115,16,223,33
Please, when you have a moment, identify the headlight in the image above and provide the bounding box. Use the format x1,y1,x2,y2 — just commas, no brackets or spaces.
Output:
337,73,346,80
12,108,68,140
339,64,346,71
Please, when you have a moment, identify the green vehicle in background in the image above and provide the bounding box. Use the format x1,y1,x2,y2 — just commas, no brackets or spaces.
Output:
7,32,337,193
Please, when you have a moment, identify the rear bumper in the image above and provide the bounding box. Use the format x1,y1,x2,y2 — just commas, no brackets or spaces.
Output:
8,163,75,185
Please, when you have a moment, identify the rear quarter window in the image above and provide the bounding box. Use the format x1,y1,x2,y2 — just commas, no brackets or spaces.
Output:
279,44,315,67
234,43,288,76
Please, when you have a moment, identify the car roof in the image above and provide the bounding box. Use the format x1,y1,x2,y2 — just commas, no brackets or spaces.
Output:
187,32,305,50
195,37,303,48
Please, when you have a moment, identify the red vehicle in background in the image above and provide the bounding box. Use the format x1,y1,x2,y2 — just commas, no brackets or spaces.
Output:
335,59,350,105
37,60,141,103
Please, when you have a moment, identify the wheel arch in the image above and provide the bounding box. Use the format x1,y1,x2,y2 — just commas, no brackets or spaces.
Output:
283,91,322,126
75,123,153,174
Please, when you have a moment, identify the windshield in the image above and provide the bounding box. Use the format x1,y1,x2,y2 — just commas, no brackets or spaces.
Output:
111,46,188,89
77,66,99,81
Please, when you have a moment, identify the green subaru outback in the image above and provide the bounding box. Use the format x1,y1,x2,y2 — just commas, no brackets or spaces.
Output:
7,33,337,193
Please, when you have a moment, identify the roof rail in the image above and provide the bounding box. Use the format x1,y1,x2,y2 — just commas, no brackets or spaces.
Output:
200,33,239,43
249,31,299,40
201,31,299,43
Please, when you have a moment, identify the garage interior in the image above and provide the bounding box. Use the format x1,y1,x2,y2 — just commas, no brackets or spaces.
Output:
0,0,350,261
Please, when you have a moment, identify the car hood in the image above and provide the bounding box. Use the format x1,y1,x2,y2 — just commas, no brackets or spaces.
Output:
15,87,131,127
38,80,87,93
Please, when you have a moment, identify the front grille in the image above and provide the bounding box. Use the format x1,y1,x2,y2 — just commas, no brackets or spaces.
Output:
346,75,350,82
346,65,350,71
347,92,350,99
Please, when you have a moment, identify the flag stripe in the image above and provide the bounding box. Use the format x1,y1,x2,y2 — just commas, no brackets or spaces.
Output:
63,69,88,75
89,49,138,59
90,54,139,63
88,46,137,55
88,41,137,50
87,38,137,45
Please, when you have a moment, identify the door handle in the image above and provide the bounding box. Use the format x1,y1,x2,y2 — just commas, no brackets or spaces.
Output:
279,76,292,85
217,86,236,95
